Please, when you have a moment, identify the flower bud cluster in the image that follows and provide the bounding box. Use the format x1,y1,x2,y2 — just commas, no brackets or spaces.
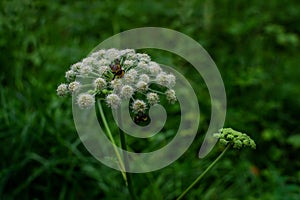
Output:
213,128,256,149
56,48,177,113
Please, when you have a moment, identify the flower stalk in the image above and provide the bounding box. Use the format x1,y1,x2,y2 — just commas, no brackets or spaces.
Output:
118,112,137,200
177,128,256,199
95,100,127,182
177,145,230,200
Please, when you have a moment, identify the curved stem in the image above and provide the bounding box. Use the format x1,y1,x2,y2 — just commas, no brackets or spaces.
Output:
177,145,231,200
96,100,127,182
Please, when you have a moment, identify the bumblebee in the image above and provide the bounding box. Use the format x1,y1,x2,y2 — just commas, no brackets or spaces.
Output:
110,59,125,79
134,112,149,124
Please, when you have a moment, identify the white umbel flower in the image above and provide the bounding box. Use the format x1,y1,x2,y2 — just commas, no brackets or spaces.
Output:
165,89,177,104
156,72,176,88
57,83,69,96
123,73,136,84
65,70,76,81
127,69,138,77
68,81,81,93
71,62,82,72
98,66,109,76
105,48,121,61
98,58,110,66
148,61,161,75
156,72,169,86
147,92,159,105
167,74,176,88
136,81,148,91
93,78,106,90
132,100,147,113
139,74,150,83
110,79,122,92
82,57,96,68
137,61,148,69
126,51,137,60
106,94,121,109
123,60,134,67
77,93,95,109
137,53,151,63
90,50,105,58
80,65,93,75
57,48,177,112
120,49,135,56
123,72,136,85
121,85,134,99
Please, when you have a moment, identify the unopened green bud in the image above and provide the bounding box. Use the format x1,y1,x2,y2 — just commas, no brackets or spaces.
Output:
214,128,256,150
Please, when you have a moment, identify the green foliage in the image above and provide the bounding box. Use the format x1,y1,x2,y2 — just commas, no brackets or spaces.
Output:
1,0,300,199
287,134,300,148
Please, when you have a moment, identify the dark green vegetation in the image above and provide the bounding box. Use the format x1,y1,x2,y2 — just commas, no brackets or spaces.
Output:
1,0,300,199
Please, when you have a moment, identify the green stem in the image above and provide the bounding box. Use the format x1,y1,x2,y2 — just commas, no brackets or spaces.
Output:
118,118,137,200
176,145,231,200
96,100,127,183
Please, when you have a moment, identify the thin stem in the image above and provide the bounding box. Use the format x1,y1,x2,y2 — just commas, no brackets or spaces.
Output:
96,100,127,183
118,112,137,200
176,145,231,200
148,88,165,95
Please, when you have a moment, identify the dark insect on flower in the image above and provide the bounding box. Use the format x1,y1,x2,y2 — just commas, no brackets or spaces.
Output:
134,112,149,124
110,59,125,79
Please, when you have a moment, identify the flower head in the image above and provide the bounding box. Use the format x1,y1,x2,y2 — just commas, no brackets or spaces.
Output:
148,61,161,75
65,70,76,81
71,62,82,72
106,94,121,109
68,81,81,93
123,70,137,85
139,74,150,83
165,89,177,104
147,92,159,105
98,59,110,66
77,93,95,109
137,61,148,69
57,48,177,114
167,74,176,88
156,72,176,88
136,81,148,91
94,78,106,90
137,53,151,63
110,79,122,92
123,60,134,67
127,69,138,77
214,128,256,149
132,100,147,113
57,83,69,96
121,85,134,99
80,65,93,75
105,48,121,61
156,72,169,86
98,66,109,76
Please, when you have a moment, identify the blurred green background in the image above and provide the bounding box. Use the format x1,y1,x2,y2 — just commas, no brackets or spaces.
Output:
1,0,300,199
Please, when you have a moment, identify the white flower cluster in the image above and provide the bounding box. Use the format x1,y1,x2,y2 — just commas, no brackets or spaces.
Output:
57,49,177,113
